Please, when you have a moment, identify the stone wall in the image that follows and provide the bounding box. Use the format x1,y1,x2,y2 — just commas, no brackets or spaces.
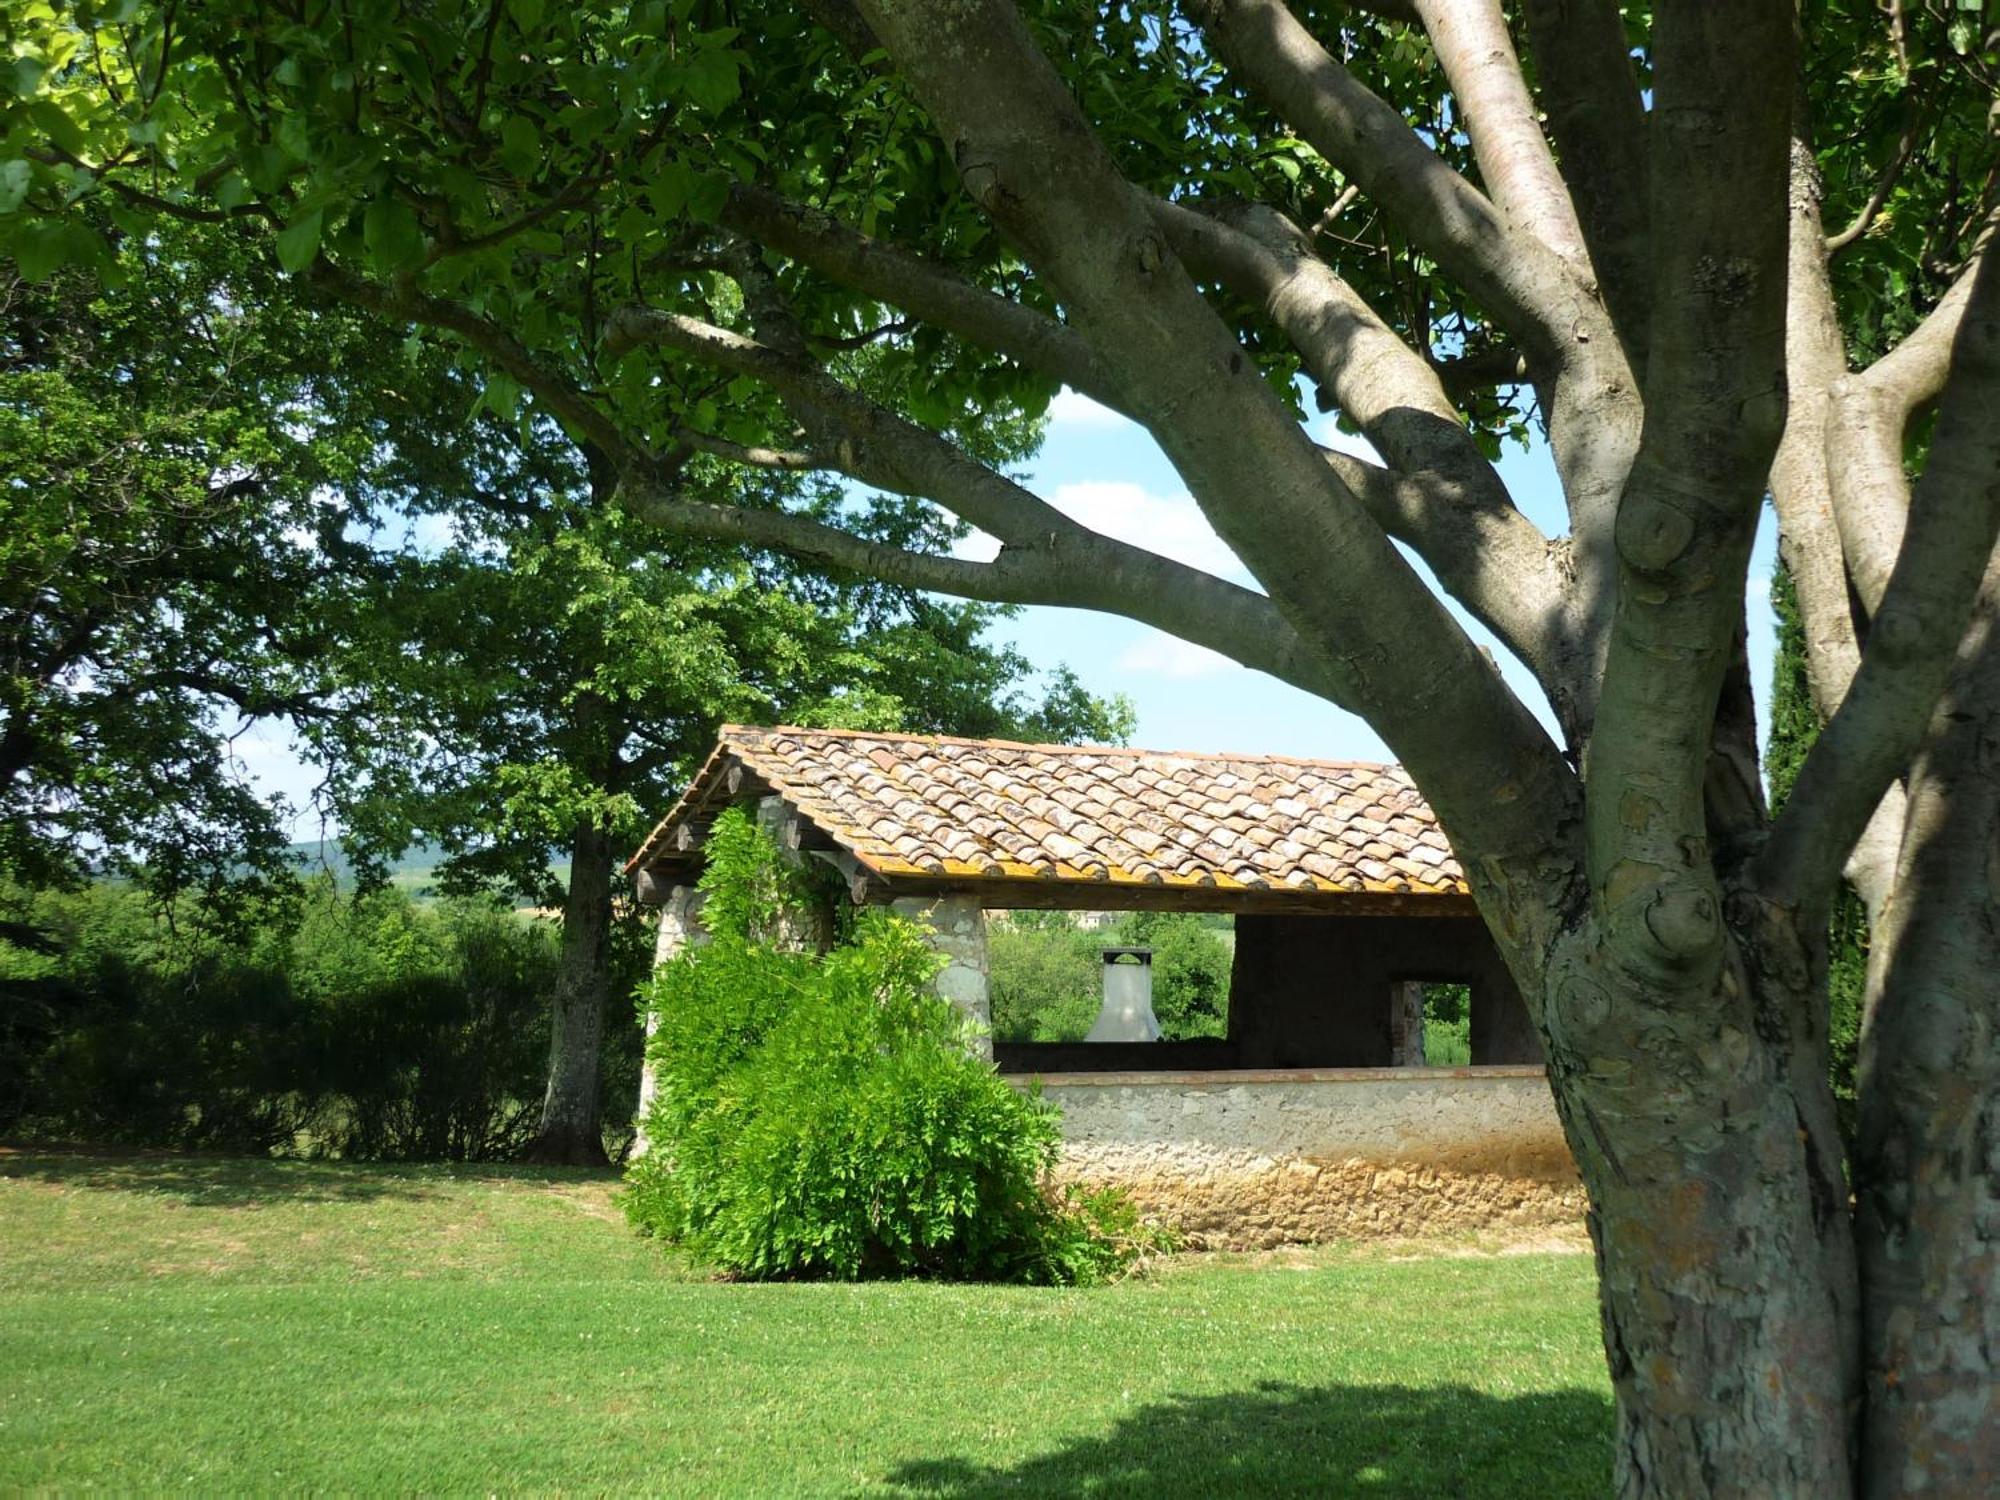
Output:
1020,1066,1583,1249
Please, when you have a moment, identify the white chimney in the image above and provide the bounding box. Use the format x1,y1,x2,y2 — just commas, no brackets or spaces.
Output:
1086,946,1161,1042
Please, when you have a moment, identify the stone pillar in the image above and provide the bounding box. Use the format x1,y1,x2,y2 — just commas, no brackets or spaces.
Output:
1389,980,1428,1066
632,884,706,1159
891,893,992,1061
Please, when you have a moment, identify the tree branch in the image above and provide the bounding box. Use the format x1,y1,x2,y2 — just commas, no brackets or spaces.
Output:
673,429,822,471
1584,0,1797,978
1762,247,2000,914
1519,0,1654,361
306,263,632,461
1824,105,1924,255
1187,0,1578,365
614,480,1349,709
603,304,1078,547
718,183,1124,407
1409,0,1589,265
1828,243,1995,616
1151,196,1583,726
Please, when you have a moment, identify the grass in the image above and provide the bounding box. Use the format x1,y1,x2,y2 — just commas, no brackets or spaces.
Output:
0,1150,1612,1496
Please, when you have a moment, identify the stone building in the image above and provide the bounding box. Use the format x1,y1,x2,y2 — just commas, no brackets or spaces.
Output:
627,724,1582,1246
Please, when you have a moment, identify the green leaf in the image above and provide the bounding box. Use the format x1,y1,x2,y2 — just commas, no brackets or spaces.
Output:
4,56,45,97
481,372,523,420
242,144,291,193
509,0,546,31
275,209,324,272
0,159,31,215
12,221,66,281
275,111,312,163
646,161,693,219
213,171,253,211
363,197,424,272
685,170,729,223
28,100,84,157
680,46,741,114
499,115,540,177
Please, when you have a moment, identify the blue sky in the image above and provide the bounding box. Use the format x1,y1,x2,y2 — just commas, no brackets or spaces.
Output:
237,390,1781,832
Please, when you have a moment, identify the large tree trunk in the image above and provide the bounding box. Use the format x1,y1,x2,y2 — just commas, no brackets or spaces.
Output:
521,817,616,1166
1540,922,1863,1496
1853,578,2000,1495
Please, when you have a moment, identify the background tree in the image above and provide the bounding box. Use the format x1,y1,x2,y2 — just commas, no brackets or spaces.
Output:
313,417,1127,1163
0,222,394,900
9,1,1998,1491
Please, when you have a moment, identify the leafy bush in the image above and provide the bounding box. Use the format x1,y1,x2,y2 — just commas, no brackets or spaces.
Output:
990,910,1233,1043
0,880,638,1159
1421,982,1471,1066
624,809,1154,1283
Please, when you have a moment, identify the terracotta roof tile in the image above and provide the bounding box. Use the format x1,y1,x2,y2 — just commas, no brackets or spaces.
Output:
629,725,1472,900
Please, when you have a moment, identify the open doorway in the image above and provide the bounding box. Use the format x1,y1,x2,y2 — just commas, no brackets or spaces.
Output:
1389,980,1473,1066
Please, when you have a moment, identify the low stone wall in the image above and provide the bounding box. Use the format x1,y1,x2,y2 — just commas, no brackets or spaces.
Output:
1011,1066,1584,1249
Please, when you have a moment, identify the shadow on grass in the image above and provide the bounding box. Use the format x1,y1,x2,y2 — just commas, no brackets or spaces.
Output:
0,1147,617,1207
883,1379,1612,1499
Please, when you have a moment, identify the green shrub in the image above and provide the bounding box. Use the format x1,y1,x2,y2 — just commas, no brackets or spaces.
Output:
624,809,1155,1283
0,880,637,1160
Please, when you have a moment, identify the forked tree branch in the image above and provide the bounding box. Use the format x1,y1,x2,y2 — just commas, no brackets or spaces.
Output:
1186,0,1580,366
1763,249,2000,913
599,306,1367,710
313,252,1341,719
1151,196,1582,720
1828,244,1996,616
1183,0,1636,643
1584,0,1798,974
855,0,1584,951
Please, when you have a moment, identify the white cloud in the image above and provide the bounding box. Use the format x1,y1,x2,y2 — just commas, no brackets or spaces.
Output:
1047,479,1249,583
1046,387,1131,431
1116,631,1237,679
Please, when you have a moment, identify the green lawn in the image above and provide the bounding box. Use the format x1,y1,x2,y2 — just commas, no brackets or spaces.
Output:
0,1150,1612,1496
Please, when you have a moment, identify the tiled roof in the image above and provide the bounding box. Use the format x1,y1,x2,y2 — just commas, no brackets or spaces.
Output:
630,725,1470,900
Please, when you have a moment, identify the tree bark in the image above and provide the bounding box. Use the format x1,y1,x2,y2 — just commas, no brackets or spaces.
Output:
1853,574,2000,1495
521,817,616,1167
1541,919,1862,1496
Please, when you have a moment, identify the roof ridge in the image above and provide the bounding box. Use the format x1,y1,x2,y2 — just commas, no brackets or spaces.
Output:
717,722,1409,774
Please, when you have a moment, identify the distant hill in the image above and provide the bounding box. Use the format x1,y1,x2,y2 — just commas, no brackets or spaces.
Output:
283,840,569,902
284,839,449,886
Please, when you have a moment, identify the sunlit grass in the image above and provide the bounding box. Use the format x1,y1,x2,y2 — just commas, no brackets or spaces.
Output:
0,1150,1610,1495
